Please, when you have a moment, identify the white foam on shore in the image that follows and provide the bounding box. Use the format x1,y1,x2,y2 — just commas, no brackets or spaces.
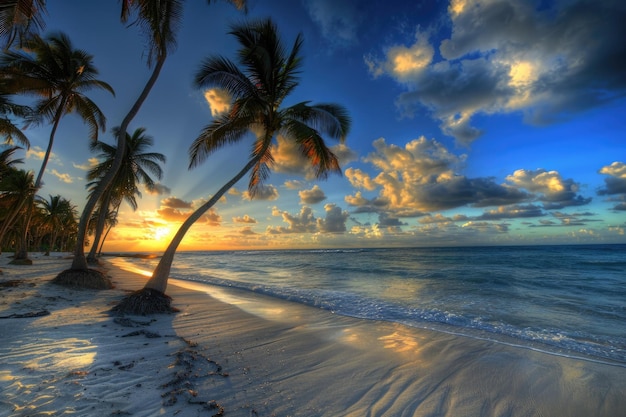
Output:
2,253,625,416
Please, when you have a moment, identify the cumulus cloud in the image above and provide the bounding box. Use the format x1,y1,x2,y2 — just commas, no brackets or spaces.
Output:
377,212,406,228
269,204,349,234
242,184,279,201
366,31,434,81
348,137,527,214
270,206,318,234
316,203,349,233
27,146,63,166
345,168,377,191
203,88,231,116
155,196,220,225
598,162,626,210
73,157,99,170
50,169,73,184
271,136,352,179
161,197,192,209
505,169,591,209
233,214,257,224
346,136,595,229
239,226,258,235
271,136,314,178
284,180,305,190
344,191,389,213
156,207,189,222
368,0,626,143
202,208,222,226
299,185,326,204
303,0,362,47
158,205,221,225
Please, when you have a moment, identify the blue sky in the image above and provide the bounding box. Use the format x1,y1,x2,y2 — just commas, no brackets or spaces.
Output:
15,0,626,251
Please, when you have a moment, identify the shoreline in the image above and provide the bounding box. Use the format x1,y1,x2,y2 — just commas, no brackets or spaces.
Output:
1,253,625,416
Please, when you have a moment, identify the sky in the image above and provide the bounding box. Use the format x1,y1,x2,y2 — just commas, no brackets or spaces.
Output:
12,0,626,252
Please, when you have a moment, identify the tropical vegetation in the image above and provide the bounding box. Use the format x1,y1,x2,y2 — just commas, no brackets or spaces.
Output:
85,127,166,264
113,18,351,314
0,31,114,262
57,0,247,286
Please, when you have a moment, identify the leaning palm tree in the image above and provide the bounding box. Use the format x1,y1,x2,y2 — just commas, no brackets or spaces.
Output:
85,126,165,263
60,0,246,285
113,18,351,314
0,31,114,262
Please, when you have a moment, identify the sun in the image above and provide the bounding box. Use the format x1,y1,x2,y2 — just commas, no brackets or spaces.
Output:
152,226,171,242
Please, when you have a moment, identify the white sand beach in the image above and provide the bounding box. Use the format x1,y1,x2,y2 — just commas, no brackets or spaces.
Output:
1,254,624,416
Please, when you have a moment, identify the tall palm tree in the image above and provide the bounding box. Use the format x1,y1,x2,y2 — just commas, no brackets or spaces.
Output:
114,18,351,314
62,0,246,281
1,31,114,189
0,31,114,261
85,126,165,263
0,0,47,50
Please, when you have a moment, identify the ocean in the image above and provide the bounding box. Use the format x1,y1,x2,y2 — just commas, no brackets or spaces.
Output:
111,244,626,366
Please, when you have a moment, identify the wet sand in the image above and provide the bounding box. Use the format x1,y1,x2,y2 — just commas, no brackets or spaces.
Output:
1,254,624,416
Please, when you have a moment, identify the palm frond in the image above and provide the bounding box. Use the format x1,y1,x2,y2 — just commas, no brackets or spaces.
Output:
194,55,257,100
72,95,107,140
189,113,254,168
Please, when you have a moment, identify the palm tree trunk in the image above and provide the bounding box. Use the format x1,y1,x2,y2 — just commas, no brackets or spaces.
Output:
70,54,167,271
87,193,111,263
15,101,66,261
145,153,264,293
0,197,26,245
13,194,34,260
98,205,119,256
47,228,59,255
35,101,66,189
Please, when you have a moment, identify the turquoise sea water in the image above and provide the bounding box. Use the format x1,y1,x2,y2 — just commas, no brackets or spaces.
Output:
112,244,626,366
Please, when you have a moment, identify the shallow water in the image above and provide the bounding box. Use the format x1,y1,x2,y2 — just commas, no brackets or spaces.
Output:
112,244,626,365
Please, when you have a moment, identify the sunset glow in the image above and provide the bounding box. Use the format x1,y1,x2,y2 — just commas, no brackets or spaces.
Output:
16,1,626,253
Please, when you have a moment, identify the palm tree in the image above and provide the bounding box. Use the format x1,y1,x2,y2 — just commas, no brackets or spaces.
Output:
1,32,114,189
0,31,114,262
85,127,165,263
0,146,23,253
0,166,34,257
61,0,246,284
113,18,351,314
36,194,75,254
90,205,118,257
0,145,22,175
0,0,47,50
